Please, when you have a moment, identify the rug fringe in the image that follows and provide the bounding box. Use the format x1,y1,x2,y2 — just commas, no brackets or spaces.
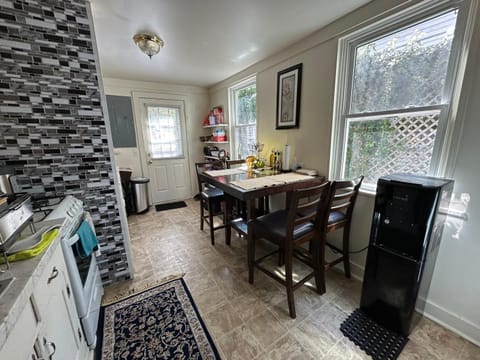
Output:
102,273,185,306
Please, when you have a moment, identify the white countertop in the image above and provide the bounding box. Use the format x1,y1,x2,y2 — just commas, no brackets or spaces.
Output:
0,234,62,350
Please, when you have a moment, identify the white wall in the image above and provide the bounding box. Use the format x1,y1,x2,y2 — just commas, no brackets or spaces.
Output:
209,0,480,345
421,11,480,342
103,78,209,199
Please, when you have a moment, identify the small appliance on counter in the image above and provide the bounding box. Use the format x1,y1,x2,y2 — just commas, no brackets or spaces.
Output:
0,174,14,195
0,193,35,265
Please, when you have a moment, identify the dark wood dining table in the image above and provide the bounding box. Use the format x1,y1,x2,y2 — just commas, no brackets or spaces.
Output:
198,168,326,244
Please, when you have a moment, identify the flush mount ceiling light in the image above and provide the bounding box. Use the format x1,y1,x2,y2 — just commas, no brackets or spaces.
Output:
133,33,164,59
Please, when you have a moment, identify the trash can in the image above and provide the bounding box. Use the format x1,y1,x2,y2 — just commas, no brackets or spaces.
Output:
130,177,150,214
119,170,133,215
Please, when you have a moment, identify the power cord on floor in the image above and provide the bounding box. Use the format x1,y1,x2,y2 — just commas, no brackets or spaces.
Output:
349,246,368,254
327,245,369,255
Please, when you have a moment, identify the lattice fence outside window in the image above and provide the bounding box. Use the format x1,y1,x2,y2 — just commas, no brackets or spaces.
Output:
345,112,439,185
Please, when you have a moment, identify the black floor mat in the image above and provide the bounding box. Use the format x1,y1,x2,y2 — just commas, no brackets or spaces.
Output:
155,201,187,211
341,308,408,360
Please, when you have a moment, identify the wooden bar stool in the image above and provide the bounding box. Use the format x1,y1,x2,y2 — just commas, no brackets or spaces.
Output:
195,162,226,245
247,182,331,318
323,176,364,278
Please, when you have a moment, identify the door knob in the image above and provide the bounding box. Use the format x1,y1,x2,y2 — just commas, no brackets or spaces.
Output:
148,160,153,164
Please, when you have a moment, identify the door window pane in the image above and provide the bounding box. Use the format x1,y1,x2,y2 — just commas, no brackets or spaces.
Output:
147,106,183,159
350,10,457,114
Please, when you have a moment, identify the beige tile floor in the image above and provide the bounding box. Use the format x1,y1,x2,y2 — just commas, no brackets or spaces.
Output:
104,199,480,359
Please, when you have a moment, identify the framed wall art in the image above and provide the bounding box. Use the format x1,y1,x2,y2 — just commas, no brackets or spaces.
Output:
276,63,302,129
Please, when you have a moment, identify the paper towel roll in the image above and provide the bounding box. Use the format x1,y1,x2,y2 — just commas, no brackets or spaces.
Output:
282,144,291,171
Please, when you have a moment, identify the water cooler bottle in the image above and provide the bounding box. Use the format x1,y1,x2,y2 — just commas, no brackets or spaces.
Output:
360,173,453,336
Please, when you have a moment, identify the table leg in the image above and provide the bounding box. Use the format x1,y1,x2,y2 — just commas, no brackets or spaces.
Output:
246,199,256,221
225,195,233,245
285,191,292,208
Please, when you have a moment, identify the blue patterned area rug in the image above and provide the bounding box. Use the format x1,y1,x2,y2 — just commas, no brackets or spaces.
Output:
96,277,221,360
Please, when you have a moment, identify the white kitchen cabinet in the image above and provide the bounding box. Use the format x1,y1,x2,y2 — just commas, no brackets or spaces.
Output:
0,243,91,360
38,271,83,360
0,297,38,359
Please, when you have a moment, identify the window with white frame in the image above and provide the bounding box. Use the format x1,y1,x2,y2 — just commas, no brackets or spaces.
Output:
229,77,257,160
331,0,476,191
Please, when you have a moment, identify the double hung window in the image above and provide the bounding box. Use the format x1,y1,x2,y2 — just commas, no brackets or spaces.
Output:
331,1,476,191
229,77,257,160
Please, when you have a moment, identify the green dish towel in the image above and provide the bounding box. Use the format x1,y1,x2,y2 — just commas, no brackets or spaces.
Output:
0,227,60,263
75,220,98,258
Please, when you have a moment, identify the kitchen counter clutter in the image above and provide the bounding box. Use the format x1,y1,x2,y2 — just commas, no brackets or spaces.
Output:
0,222,91,359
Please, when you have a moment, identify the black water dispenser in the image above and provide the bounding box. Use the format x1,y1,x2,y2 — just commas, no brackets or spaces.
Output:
360,173,453,336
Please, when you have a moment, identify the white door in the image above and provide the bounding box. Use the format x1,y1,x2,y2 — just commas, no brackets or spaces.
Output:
138,98,191,204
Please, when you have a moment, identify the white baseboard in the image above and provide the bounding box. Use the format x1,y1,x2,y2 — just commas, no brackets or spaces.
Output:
349,260,365,282
347,260,480,346
415,297,480,346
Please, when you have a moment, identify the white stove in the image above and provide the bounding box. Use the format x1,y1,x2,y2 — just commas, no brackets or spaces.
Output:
44,195,104,349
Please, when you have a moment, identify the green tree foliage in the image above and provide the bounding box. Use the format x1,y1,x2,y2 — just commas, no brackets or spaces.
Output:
351,31,453,113
235,84,257,158
345,119,395,180
236,85,256,125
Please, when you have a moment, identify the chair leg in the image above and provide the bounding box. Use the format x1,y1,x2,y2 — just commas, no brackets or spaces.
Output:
278,249,284,266
200,200,204,231
285,245,296,319
342,225,351,278
225,197,232,246
314,235,326,294
247,228,255,284
208,199,215,245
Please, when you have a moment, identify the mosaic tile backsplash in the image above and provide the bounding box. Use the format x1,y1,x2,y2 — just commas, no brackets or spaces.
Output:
0,0,130,284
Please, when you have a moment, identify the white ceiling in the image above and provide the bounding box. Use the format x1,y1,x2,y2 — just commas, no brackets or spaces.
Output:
90,0,370,87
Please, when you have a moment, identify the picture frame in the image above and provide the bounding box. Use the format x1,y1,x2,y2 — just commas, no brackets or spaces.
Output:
276,63,302,129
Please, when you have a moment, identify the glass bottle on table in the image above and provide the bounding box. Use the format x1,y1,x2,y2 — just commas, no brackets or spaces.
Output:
274,151,282,172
